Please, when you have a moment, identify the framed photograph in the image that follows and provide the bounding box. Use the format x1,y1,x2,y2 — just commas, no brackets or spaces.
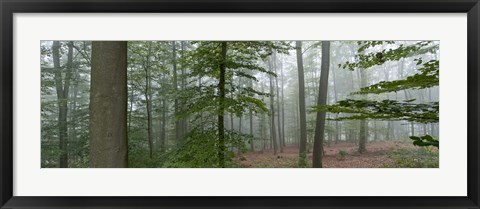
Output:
1,0,479,208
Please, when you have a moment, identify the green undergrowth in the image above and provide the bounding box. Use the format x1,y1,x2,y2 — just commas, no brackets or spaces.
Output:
383,147,439,168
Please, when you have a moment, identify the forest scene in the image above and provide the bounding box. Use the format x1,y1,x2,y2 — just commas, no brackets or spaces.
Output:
41,40,439,168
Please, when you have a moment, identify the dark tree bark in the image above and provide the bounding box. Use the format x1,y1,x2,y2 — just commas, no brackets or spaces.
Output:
180,41,188,136
217,42,227,168
249,79,255,151
90,41,128,168
172,41,182,141
313,41,330,168
160,72,168,150
53,41,73,168
144,42,154,158
296,41,308,165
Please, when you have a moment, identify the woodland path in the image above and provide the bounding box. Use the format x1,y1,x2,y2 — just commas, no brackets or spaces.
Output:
237,141,414,168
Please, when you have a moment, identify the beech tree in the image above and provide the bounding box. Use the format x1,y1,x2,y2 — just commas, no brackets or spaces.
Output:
90,41,128,168
296,41,308,167
312,41,330,168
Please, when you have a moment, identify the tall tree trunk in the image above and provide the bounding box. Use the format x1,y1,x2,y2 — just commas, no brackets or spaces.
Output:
294,95,300,146
313,41,330,168
260,82,267,151
296,41,308,166
399,58,414,137
269,57,278,155
172,41,182,141
160,73,168,150
358,68,368,153
428,88,435,136
249,79,255,151
53,41,73,168
217,42,227,168
69,49,79,160
384,66,392,141
144,42,154,158
280,57,286,147
180,41,188,136
331,57,340,144
128,81,134,136
273,52,283,153
90,41,128,168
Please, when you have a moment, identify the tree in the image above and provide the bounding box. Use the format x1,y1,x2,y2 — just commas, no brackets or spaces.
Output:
296,41,308,167
164,41,290,167
218,41,227,167
143,42,154,158
273,51,283,153
90,41,128,168
269,56,278,155
317,41,439,148
358,65,368,153
172,41,183,140
52,41,74,168
313,41,330,168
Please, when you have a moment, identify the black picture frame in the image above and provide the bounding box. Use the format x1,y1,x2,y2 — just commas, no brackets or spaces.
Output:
1,0,479,208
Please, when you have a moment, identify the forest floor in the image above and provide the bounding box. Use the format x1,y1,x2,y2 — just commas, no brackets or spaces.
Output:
236,141,420,168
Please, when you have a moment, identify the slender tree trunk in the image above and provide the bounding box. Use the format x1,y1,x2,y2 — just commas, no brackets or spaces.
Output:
69,51,79,158
230,112,234,132
296,41,308,166
358,69,368,153
144,43,154,158
313,41,330,168
331,57,340,144
53,41,73,168
249,79,254,151
280,58,286,147
384,66,392,141
273,52,283,153
294,96,300,146
260,82,267,151
172,41,182,141
128,82,134,135
429,88,435,136
160,72,168,150
90,41,128,168
180,41,188,135
356,45,369,153
217,42,227,168
269,57,278,155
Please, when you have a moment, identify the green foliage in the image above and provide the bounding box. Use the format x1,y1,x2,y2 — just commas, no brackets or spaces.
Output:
352,60,438,95
41,41,92,168
298,152,308,168
384,147,439,168
318,40,440,149
162,127,247,168
41,143,63,168
410,135,439,148
314,99,438,123
180,41,291,119
340,41,437,71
